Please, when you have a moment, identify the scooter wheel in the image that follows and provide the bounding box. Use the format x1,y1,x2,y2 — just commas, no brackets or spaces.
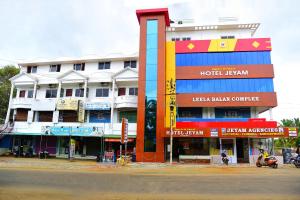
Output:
256,163,262,167
272,164,278,169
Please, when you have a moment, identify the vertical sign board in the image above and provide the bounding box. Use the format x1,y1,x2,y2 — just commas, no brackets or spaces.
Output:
78,100,85,123
121,118,128,144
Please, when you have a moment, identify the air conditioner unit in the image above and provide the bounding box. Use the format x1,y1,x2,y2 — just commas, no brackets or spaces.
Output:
48,84,56,88
100,82,109,87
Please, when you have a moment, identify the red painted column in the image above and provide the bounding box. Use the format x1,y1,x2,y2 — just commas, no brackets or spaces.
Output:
136,8,170,162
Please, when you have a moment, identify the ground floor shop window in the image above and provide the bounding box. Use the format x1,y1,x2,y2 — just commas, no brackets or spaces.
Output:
221,139,234,156
249,138,273,155
175,138,210,156
89,110,111,123
210,138,220,155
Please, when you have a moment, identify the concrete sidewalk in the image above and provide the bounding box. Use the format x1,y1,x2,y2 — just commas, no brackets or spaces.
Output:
0,156,295,174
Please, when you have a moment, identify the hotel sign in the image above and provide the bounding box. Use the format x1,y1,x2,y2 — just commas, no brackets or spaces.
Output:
176,65,274,79
165,128,211,137
177,92,277,107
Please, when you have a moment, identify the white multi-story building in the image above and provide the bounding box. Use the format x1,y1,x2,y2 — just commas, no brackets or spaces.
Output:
1,8,281,163
4,54,138,158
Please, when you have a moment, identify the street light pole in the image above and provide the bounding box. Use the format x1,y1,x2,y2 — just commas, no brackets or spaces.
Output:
170,112,173,164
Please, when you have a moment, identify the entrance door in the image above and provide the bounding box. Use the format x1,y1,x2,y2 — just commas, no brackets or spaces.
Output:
236,138,249,163
220,138,237,164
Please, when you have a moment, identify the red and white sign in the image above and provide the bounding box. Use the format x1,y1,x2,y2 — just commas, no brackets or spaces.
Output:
121,118,128,144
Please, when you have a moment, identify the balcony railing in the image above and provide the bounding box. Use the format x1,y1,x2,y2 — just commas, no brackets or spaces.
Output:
11,98,34,109
115,95,137,108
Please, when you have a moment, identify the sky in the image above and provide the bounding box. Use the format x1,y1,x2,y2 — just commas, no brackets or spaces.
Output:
0,0,299,122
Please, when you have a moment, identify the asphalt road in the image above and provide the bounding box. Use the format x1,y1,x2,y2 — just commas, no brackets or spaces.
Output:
0,168,300,200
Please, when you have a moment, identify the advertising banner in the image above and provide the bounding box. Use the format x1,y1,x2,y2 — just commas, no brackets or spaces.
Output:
56,99,78,110
85,102,110,110
175,38,271,53
121,118,128,143
48,126,104,137
164,128,211,137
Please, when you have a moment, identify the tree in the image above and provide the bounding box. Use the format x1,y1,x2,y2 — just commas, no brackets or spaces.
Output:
275,118,300,148
0,65,20,123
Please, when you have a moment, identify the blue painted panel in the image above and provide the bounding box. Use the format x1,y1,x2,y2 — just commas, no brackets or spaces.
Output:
176,78,274,93
176,51,271,66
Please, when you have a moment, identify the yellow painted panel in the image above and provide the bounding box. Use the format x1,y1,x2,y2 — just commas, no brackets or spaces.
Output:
208,39,237,52
165,41,176,128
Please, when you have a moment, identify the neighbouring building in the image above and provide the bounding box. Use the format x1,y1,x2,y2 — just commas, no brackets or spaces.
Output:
0,8,296,163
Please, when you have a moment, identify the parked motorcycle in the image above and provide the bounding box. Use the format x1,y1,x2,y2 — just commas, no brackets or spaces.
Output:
221,151,229,165
289,154,300,168
256,148,278,168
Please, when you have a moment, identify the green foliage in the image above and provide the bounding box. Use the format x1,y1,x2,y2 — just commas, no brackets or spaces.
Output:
0,65,20,123
275,118,300,148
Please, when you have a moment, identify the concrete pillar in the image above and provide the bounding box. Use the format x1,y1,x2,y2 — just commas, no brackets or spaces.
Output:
5,83,14,124
269,108,273,120
83,79,88,98
33,81,37,99
56,81,62,100
110,79,115,129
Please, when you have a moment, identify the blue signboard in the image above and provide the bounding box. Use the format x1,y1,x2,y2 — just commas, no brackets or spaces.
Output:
85,102,110,110
49,126,103,137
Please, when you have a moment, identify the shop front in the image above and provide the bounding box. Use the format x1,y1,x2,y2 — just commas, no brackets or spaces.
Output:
164,127,295,164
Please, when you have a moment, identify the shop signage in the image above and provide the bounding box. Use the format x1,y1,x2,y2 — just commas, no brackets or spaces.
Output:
220,127,287,138
78,100,85,123
85,102,110,110
288,127,298,137
177,93,277,107
56,98,78,110
48,126,104,137
165,128,210,137
121,118,128,143
176,65,274,80
192,96,260,102
210,128,218,137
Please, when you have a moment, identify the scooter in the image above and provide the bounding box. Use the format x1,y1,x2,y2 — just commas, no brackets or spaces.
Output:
256,148,278,168
221,151,229,165
289,154,300,168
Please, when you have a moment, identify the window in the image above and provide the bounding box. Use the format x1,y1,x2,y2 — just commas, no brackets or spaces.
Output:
73,63,85,71
221,35,235,39
89,110,111,123
215,108,251,118
178,107,202,119
27,90,34,98
171,37,180,41
27,66,37,73
49,64,61,72
98,62,111,70
119,111,137,123
45,89,57,98
19,90,26,98
129,88,138,96
182,37,191,41
96,88,109,97
75,88,84,97
38,111,53,122
66,89,73,97
124,60,137,68
118,88,126,96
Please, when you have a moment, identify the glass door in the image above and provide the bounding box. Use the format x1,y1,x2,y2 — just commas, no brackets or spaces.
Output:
220,138,237,164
